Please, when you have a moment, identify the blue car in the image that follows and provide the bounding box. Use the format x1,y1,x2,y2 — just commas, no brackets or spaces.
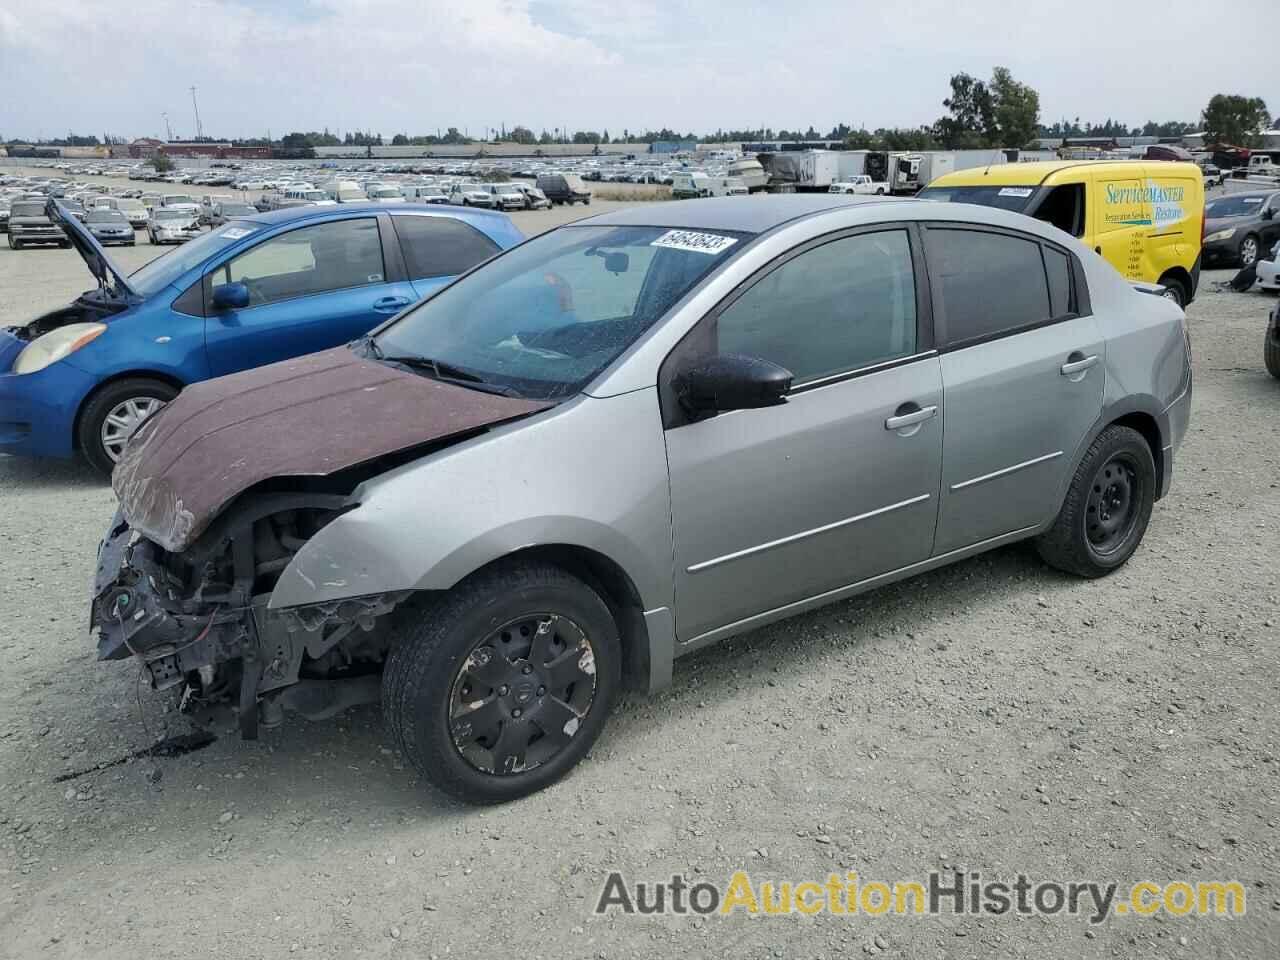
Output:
0,199,522,474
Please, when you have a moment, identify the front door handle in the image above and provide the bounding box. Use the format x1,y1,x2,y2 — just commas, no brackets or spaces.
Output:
885,404,938,432
1060,353,1099,377
374,295,411,312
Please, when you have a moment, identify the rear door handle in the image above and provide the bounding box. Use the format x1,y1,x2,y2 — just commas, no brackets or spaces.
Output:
885,404,938,431
1060,353,1099,376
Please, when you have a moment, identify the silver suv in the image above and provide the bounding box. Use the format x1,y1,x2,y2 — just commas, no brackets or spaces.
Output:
92,196,1192,804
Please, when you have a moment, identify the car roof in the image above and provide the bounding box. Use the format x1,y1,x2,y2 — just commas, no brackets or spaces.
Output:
930,160,1202,188
579,195,911,234
236,201,510,226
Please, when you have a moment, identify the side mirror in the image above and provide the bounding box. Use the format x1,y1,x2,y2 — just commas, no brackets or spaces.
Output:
673,353,792,416
1263,207,1276,221
211,282,250,310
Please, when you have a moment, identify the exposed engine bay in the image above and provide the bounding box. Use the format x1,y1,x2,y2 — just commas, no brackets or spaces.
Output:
92,498,408,737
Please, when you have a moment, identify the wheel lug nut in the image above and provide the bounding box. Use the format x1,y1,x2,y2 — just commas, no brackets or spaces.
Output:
512,708,522,718
522,665,532,674
537,686,545,696
498,685,508,696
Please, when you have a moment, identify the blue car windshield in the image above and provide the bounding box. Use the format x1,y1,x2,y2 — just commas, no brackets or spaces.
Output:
127,221,262,297
373,224,750,400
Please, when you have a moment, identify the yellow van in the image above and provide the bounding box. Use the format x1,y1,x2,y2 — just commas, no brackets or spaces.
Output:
918,161,1205,306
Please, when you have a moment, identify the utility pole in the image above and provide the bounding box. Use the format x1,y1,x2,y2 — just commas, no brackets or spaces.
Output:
162,112,173,141
190,86,204,140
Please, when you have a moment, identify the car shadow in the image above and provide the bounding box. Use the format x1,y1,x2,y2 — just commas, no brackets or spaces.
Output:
52,539,1073,821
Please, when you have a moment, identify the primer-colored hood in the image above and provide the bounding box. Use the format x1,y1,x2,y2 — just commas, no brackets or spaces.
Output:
112,346,552,552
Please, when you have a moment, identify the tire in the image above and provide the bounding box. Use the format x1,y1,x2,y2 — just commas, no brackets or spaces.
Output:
8,238,19,250
1035,425,1156,578
1265,309,1280,380
60,241,71,248
383,561,621,805
77,377,179,477
1158,275,1187,308
1239,234,1260,268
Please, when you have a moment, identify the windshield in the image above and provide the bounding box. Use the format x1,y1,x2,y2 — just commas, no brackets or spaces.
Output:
302,190,327,200
155,209,191,219
11,202,44,217
86,210,127,223
221,204,256,215
373,224,749,400
1205,195,1270,218
128,222,259,297
370,187,400,197
916,185,1036,212
164,195,194,204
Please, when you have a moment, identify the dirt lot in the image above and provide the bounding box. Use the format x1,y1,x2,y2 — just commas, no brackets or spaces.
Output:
1,179,1278,958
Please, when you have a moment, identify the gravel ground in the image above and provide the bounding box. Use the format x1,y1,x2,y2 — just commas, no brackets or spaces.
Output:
1,175,1278,958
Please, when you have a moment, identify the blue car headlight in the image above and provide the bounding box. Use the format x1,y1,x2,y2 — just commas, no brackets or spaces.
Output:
13,323,106,375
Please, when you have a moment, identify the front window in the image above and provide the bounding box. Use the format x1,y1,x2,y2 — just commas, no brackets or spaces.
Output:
127,223,261,297
373,224,750,400
917,184,1037,212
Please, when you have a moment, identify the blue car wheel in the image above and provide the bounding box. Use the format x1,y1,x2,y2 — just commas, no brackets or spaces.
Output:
77,377,178,476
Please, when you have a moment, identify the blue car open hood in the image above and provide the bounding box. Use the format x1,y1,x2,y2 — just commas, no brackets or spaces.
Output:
47,199,140,301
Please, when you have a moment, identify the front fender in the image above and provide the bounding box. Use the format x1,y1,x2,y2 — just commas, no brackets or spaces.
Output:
267,509,667,612
267,389,675,613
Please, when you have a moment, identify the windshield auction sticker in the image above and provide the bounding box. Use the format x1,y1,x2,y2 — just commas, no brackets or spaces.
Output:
219,227,255,240
997,187,1034,198
651,230,738,255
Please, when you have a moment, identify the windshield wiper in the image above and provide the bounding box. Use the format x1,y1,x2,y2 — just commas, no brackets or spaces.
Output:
372,348,525,398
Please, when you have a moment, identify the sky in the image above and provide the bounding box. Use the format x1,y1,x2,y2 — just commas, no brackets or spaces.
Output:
0,0,1275,142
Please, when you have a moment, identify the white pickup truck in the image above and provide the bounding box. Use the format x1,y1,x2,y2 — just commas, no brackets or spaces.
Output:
828,175,888,196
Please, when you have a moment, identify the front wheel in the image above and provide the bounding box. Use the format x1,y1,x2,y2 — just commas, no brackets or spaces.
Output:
77,377,179,476
1240,234,1260,268
1035,425,1156,578
8,238,19,250
383,562,620,804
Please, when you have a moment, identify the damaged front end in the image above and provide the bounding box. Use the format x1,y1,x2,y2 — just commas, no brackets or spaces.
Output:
92,500,407,738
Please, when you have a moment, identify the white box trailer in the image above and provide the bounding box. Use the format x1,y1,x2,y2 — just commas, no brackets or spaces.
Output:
913,150,1009,190
759,150,841,190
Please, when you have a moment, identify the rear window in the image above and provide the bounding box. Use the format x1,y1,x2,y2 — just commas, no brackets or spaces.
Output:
392,215,501,280
926,228,1051,346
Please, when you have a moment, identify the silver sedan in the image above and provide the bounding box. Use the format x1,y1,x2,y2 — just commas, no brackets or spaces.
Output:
93,196,1192,804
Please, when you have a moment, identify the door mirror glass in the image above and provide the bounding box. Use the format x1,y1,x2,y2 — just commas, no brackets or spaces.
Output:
1263,207,1276,220
674,353,792,415
211,281,250,310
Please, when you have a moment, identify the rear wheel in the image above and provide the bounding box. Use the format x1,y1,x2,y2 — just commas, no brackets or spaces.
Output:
8,238,19,250
1158,275,1188,308
1035,425,1156,578
383,562,620,804
77,377,179,476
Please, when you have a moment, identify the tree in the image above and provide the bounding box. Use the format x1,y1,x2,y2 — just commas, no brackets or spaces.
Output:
147,153,174,173
1201,94,1270,146
936,72,996,148
391,133,409,146
538,130,553,145
509,125,536,145
844,128,876,150
989,66,1040,148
